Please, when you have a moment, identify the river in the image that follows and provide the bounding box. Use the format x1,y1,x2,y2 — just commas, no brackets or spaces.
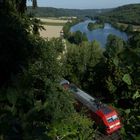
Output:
70,20,128,47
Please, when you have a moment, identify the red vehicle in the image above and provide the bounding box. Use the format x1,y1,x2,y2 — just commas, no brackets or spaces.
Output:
60,79,122,134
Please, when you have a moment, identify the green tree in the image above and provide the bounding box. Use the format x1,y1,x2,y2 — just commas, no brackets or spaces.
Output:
1,0,37,13
63,22,72,39
74,31,84,45
93,34,140,139
125,24,133,33
105,34,125,59
129,33,140,49
62,40,103,90
0,1,94,140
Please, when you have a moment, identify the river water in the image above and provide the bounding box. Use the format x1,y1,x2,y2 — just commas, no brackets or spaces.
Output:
70,20,128,47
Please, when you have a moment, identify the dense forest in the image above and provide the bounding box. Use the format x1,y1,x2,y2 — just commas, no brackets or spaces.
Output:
87,22,104,31
27,4,140,26
27,6,110,18
98,4,140,25
0,1,140,140
62,19,140,140
0,1,94,140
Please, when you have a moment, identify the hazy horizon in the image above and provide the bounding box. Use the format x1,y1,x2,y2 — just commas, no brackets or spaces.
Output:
27,0,140,9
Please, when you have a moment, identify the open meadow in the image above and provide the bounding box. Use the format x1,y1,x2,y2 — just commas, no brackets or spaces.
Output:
40,25,63,38
39,18,67,38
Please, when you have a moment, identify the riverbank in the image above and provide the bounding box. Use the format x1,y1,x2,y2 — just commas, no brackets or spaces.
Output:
70,20,128,47
110,21,140,33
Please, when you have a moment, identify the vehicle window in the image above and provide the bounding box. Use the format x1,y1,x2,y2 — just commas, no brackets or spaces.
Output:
70,85,78,92
107,115,118,123
107,117,114,123
112,115,118,121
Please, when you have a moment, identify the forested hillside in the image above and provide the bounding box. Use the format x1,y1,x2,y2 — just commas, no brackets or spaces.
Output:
1,1,140,140
27,4,140,25
0,1,94,140
27,6,110,18
99,4,140,25
62,20,140,140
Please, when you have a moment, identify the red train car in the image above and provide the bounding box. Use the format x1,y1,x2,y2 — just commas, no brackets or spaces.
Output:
60,79,121,134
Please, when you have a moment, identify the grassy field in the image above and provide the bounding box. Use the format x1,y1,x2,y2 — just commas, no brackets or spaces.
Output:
39,18,68,23
41,22,65,26
40,25,63,39
39,18,66,39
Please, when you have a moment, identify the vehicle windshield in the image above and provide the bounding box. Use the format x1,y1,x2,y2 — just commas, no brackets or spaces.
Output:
107,115,118,123
70,84,78,92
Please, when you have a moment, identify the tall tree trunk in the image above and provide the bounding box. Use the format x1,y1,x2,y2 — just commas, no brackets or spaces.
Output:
32,0,37,8
16,0,27,13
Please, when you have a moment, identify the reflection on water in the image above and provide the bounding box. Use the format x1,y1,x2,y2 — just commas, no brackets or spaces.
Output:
70,20,128,47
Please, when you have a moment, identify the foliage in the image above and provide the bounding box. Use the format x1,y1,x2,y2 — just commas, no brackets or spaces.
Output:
0,1,95,140
62,32,140,139
0,5,31,86
62,40,103,88
0,0,37,14
87,22,104,31
62,20,80,38
95,34,140,139
99,4,140,25
129,33,140,48
63,20,88,45
1,1,140,139
60,5,140,139
68,31,88,45
63,22,73,39
125,24,133,33
27,6,109,18
105,34,125,58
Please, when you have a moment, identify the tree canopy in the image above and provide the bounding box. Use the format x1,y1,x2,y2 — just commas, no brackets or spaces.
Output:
0,1,95,140
62,32,140,139
1,1,140,140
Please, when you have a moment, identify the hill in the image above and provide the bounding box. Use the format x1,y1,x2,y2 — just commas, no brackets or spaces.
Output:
99,4,140,25
27,6,110,18
27,4,140,25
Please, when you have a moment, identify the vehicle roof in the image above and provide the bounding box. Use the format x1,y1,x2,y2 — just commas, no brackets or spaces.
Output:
60,79,70,85
60,81,114,116
100,105,112,115
69,84,113,115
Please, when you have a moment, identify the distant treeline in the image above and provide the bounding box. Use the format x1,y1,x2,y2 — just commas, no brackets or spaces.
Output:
98,4,140,25
27,4,140,25
27,6,110,18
